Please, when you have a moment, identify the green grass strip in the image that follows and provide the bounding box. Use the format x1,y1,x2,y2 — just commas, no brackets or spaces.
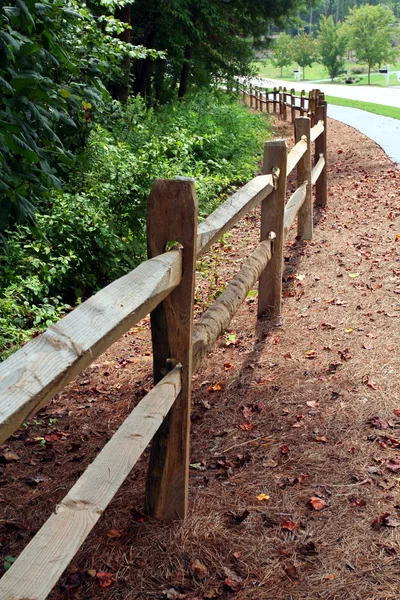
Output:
324,95,400,120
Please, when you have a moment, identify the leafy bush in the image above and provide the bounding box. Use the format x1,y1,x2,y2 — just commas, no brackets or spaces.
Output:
0,92,271,358
351,67,364,74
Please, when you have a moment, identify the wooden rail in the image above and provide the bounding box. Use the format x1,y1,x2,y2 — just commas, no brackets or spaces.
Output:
0,101,328,599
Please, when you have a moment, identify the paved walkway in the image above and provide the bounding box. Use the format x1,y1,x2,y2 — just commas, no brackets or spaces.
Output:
251,76,400,108
328,105,400,166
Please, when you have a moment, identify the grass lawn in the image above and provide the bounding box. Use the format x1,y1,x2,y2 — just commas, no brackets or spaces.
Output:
324,95,400,120
254,58,400,86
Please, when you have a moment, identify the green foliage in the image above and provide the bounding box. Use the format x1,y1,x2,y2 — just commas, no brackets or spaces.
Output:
318,16,347,80
291,33,319,78
0,0,161,245
270,33,293,76
0,92,271,358
343,4,396,84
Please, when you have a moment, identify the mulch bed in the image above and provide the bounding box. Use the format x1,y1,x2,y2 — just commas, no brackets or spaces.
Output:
1,116,400,600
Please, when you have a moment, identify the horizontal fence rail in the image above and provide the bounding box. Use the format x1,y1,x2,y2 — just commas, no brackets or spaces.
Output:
0,90,328,600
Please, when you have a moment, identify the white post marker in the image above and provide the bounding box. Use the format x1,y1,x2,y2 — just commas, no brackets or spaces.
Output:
293,67,302,82
379,65,390,87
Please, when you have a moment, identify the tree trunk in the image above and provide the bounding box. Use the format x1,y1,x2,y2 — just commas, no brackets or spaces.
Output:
114,4,132,103
309,6,313,34
335,0,340,23
178,45,192,99
368,64,371,85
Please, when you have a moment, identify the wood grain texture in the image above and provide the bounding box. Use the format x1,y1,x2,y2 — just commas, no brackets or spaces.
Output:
196,175,273,257
258,139,287,318
295,117,312,240
286,138,307,177
0,251,182,445
284,182,308,239
0,367,181,600
311,155,325,185
145,178,197,520
310,119,324,143
315,101,328,207
192,240,272,372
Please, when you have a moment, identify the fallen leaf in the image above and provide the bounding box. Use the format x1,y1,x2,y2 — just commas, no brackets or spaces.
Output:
257,493,270,502
280,444,290,454
224,363,233,371
345,328,354,334
348,497,367,508
190,559,209,580
87,569,97,577
305,350,317,359
239,421,254,431
224,579,242,592
339,348,352,361
325,574,336,581
283,351,293,359
282,518,298,532
367,415,388,430
371,513,392,529
207,384,222,393
227,509,249,523
349,273,360,278
282,561,299,580
1,452,20,462
307,497,328,511
386,457,400,472
306,400,319,408
297,541,318,556
106,529,123,538
232,551,242,560
96,572,115,588
263,459,278,468
315,436,328,443
362,376,379,390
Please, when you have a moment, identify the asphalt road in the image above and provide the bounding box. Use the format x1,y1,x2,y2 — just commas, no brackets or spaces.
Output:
248,76,400,166
250,77,400,108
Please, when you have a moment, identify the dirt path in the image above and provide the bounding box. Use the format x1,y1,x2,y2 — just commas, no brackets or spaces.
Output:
1,117,400,600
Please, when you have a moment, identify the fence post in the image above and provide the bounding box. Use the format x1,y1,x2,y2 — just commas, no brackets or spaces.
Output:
300,90,305,115
258,140,287,319
308,90,316,126
290,88,295,122
145,178,197,520
249,84,253,108
273,87,277,113
283,87,287,120
315,95,328,207
295,117,312,240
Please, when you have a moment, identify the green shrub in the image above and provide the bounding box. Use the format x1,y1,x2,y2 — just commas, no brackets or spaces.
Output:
1,91,271,358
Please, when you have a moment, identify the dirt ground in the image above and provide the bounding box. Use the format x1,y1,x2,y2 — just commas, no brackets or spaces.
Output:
1,115,400,600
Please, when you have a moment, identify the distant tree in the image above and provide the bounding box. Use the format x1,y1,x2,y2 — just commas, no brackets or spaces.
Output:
318,15,347,80
270,33,293,76
291,33,319,79
343,4,396,84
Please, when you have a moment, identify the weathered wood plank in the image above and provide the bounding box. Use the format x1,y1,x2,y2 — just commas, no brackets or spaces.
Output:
283,182,308,239
286,138,307,177
295,117,313,240
145,179,197,520
0,367,182,600
315,100,328,207
310,119,324,143
192,240,273,372
196,175,273,257
0,250,182,445
258,139,287,319
311,155,325,185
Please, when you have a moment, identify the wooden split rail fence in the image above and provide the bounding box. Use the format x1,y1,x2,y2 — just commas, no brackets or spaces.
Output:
0,100,327,599
241,84,326,127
